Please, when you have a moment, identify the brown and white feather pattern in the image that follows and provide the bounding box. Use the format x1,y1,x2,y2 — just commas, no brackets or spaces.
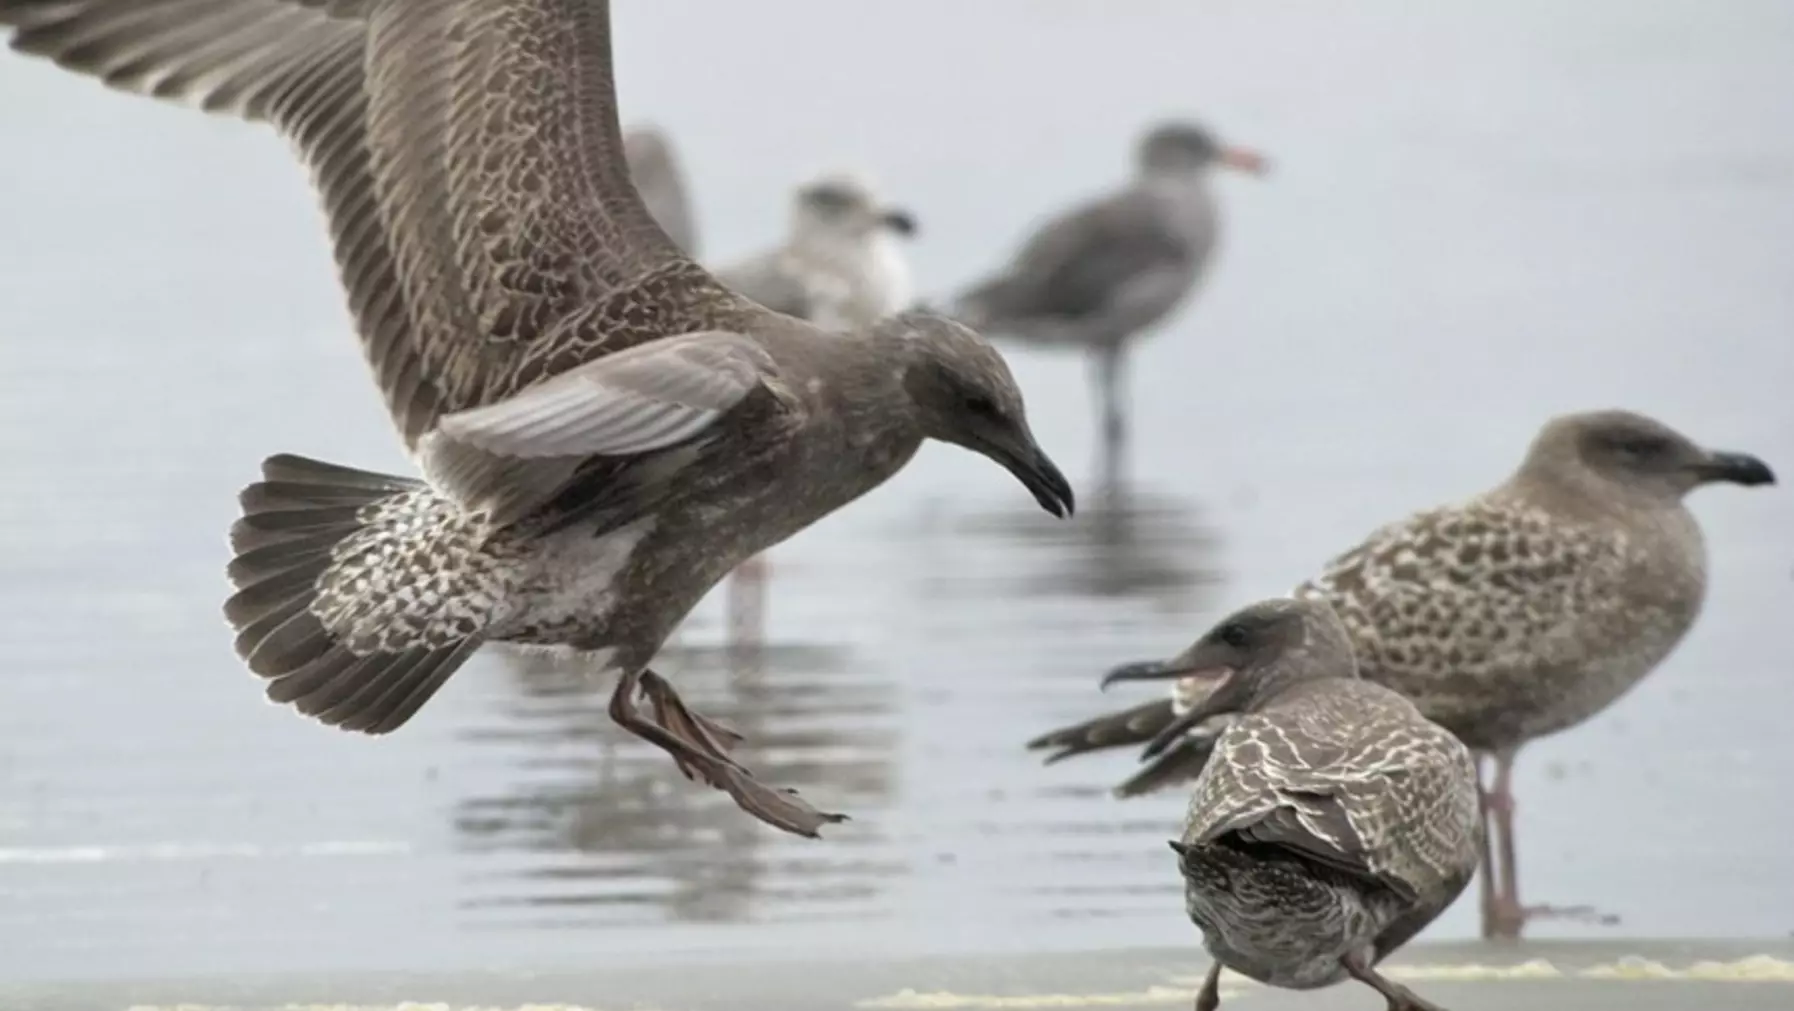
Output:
6,0,1052,818
1,0,838,737
1187,681,1480,904
310,489,519,654
1178,678,1479,990
1293,493,1704,750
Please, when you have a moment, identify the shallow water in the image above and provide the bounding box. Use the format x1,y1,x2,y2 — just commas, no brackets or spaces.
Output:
1,0,1792,984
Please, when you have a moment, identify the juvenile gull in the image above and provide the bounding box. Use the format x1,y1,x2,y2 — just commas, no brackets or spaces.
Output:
712,169,919,640
2,0,1074,838
952,120,1266,466
1030,409,1774,936
716,170,918,333
1104,597,1480,1011
623,124,701,258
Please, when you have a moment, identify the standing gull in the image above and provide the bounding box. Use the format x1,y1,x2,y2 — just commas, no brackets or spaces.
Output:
952,120,1267,472
623,124,701,258
1,0,1073,838
712,169,920,641
716,170,918,334
1030,409,1773,936
1104,597,1480,1011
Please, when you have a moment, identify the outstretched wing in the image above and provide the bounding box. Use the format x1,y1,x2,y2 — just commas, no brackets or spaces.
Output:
362,0,709,406
0,0,456,445
1,0,732,451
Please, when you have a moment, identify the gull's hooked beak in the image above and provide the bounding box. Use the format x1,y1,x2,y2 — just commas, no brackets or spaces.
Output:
986,431,1075,518
880,208,919,237
1101,658,1235,692
1100,649,1241,761
1690,450,1776,487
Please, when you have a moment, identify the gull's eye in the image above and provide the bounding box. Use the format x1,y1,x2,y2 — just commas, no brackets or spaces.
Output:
964,394,1000,417
803,186,854,214
1614,435,1671,459
1217,623,1249,648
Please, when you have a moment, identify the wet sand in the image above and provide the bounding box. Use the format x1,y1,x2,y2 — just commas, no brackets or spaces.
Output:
9,941,1794,1011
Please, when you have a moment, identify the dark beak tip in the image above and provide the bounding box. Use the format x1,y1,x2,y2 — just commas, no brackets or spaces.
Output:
1708,452,1777,487
1018,452,1075,520
1100,660,1170,690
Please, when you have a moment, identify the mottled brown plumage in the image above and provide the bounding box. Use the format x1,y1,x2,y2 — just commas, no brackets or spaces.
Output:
1108,598,1479,1011
3,0,1074,838
1031,409,1773,935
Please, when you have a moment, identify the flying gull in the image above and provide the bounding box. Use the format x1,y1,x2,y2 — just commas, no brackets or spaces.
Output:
712,169,919,639
1105,597,1480,1011
1,0,1074,838
952,120,1266,469
1030,409,1773,936
623,124,701,258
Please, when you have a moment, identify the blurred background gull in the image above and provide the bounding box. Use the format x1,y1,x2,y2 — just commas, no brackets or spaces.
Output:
0,0,1789,987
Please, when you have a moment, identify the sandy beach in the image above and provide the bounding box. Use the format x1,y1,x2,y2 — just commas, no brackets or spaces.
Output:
6,940,1792,1011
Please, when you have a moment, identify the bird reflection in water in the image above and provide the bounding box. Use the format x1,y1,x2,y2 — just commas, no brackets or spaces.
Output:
925,468,1226,614
453,637,899,928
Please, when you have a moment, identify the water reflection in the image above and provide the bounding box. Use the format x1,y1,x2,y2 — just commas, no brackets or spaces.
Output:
453,638,900,928
929,473,1228,616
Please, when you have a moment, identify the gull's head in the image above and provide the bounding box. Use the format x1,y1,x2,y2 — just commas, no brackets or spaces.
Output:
791,170,918,244
1135,120,1270,180
1521,409,1776,505
1101,597,1355,722
878,311,1074,519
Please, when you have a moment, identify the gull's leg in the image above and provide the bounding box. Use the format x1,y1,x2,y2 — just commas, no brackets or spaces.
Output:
641,669,745,758
1193,962,1224,1011
1091,344,1128,480
1485,747,1617,937
1340,950,1451,1011
629,668,846,838
1474,751,1501,939
608,665,722,783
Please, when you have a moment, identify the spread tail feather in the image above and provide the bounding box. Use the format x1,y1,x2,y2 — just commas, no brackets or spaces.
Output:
224,453,484,734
